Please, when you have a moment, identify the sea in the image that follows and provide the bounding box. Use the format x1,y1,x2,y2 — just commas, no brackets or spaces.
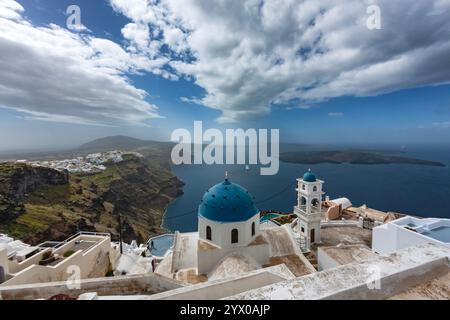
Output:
162,146,450,232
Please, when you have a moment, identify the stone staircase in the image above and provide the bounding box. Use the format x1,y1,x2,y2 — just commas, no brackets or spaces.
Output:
304,251,318,270
294,234,308,253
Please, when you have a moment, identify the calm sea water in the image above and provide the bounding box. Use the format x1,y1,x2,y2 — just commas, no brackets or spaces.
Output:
163,147,450,232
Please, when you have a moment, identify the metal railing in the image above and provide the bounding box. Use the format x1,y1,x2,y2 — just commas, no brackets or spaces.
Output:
146,233,175,245
37,231,111,248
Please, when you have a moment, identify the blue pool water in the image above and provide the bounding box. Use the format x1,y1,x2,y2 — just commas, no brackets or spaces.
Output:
422,226,450,243
149,234,174,257
260,213,281,222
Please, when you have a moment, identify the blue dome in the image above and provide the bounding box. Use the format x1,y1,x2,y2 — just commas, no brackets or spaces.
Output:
303,170,317,182
198,179,259,223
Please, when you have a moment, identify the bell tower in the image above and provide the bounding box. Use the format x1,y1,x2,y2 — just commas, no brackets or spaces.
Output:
294,169,324,250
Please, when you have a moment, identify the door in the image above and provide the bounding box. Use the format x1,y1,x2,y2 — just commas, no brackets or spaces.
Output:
0,266,5,284
310,229,315,243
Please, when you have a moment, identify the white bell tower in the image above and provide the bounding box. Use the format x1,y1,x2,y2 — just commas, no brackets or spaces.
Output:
294,169,324,250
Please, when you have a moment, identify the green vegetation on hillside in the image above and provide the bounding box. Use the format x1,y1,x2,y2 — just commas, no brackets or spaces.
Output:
0,150,183,245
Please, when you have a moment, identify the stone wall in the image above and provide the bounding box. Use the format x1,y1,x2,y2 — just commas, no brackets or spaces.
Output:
0,273,184,300
227,243,450,300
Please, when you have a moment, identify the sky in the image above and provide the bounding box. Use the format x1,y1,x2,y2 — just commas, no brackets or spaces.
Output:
0,0,450,151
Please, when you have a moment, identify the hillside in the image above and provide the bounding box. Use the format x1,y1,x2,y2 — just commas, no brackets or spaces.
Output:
0,146,183,245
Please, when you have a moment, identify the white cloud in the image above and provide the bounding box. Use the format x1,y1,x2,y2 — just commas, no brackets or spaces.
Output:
67,23,92,33
121,22,150,50
0,1,165,126
110,0,450,123
0,0,24,20
328,112,344,117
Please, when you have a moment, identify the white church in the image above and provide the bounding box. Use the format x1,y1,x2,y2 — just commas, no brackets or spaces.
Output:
154,170,324,283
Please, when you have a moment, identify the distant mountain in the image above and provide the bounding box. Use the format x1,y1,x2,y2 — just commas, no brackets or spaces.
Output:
0,136,175,161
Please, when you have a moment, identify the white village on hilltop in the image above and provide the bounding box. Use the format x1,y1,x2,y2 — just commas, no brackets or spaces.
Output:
16,150,143,174
0,169,449,300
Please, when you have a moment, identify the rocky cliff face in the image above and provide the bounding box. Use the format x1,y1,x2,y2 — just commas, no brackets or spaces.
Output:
0,164,68,223
0,164,69,199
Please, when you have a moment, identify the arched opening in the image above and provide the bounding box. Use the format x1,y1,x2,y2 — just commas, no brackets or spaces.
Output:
301,197,307,206
251,222,255,236
313,186,317,192
231,229,239,244
311,198,320,208
310,229,315,243
302,184,305,190
206,226,212,241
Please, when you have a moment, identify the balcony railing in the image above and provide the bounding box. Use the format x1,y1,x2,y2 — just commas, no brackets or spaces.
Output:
37,231,111,248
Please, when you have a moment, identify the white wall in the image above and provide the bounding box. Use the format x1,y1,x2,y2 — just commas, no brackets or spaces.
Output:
150,264,294,300
0,249,9,280
197,241,270,275
198,213,260,249
317,247,339,271
8,248,52,274
1,235,111,286
372,219,450,255
197,213,268,275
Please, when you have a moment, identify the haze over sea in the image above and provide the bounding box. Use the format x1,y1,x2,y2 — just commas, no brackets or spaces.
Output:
163,146,450,232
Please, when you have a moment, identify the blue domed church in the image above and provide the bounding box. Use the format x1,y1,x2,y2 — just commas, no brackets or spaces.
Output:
198,178,261,249
154,176,316,283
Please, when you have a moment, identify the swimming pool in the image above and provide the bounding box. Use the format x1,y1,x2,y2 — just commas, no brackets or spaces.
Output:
422,226,450,243
260,213,281,222
148,234,174,257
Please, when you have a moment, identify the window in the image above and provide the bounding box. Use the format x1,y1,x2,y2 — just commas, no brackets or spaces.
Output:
301,226,305,233
251,222,255,236
313,186,317,192
231,229,239,244
310,229,315,243
302,184,305,190
206,226,212,241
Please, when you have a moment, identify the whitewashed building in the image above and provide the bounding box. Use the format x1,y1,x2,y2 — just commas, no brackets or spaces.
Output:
373,216,450,254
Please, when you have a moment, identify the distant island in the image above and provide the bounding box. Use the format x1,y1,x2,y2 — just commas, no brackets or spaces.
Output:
280,150,446,167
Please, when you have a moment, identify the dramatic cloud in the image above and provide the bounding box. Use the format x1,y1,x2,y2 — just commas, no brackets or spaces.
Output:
0,0,165,126
110,0,450,123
